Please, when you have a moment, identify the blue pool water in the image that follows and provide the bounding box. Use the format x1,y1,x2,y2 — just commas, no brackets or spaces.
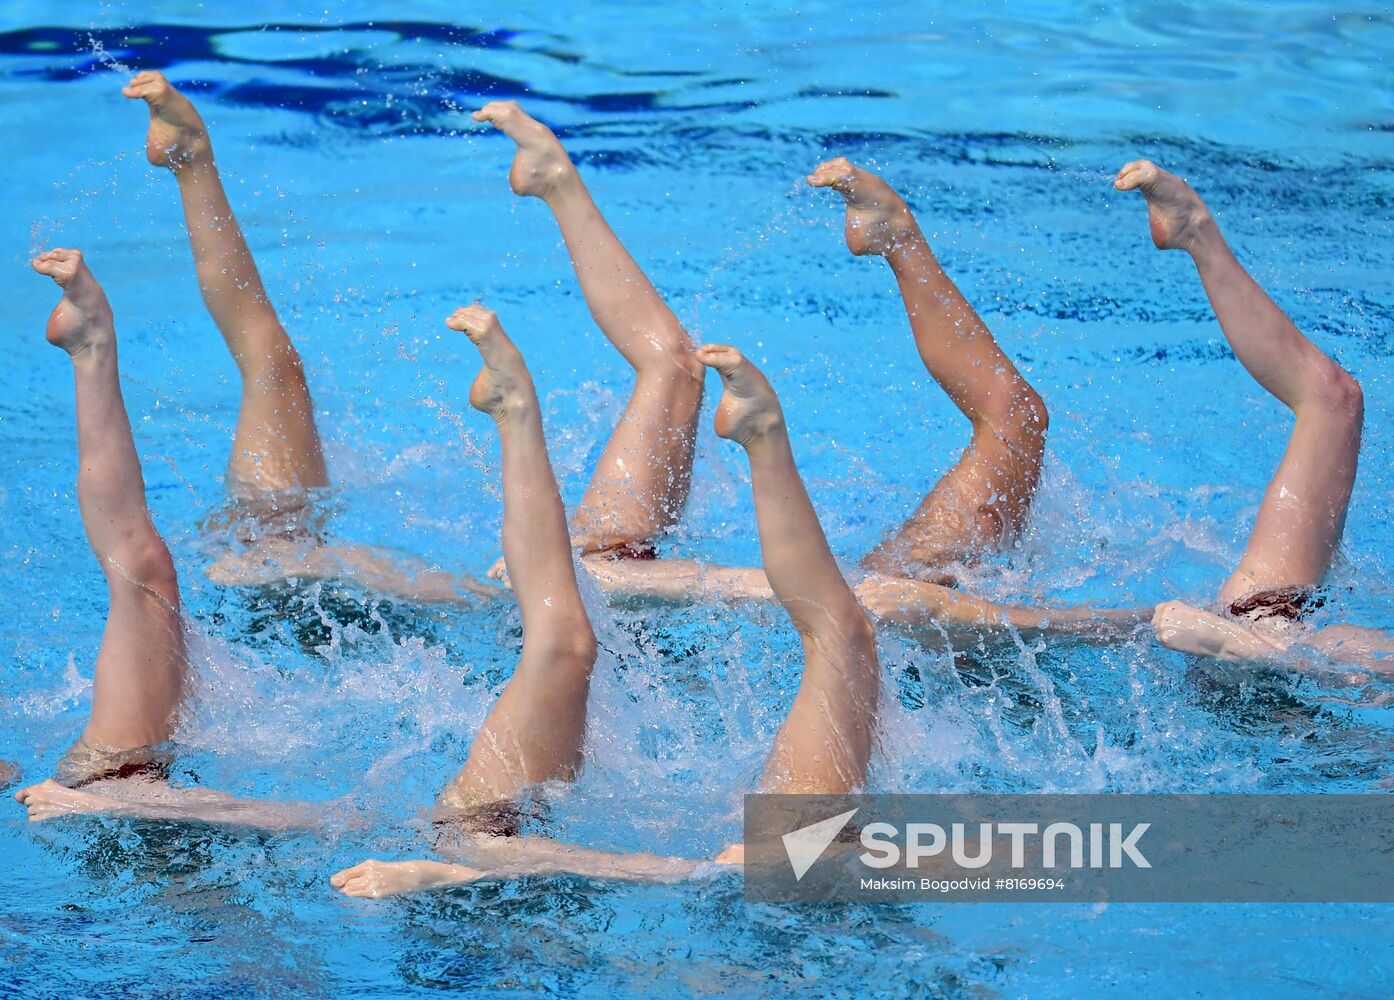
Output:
3,2,1393,995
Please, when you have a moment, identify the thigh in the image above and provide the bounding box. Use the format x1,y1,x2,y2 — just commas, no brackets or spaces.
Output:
228,361,328,496
759,644,879,795
864,424,1043,577
572,373,701,554
84,585,187,752
1220,409,1360,605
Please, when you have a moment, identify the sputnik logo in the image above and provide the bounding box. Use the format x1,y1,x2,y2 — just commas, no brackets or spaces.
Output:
782,808,859,881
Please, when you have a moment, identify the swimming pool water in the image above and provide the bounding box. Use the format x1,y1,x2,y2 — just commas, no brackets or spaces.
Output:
2,2,1393,996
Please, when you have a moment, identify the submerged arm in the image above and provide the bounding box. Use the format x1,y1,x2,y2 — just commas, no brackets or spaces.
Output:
1151,600,1288,661
1304,624,1394,675
465,834,702,882
585,559,1150,649
1152,603,1394,679
204,540,503,603
102,794,322,831
581,557,775,606
331,835,704,898
16,778,324,832
857,575,1150,649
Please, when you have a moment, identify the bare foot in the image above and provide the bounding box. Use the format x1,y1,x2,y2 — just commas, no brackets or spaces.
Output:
1114,160,1216,253
471,101,577,199
807,157,923,257
31,249,115,356
698,345,785,447
330,858,484,898
14,778,118,821
445,305,539,421
122,70,212,170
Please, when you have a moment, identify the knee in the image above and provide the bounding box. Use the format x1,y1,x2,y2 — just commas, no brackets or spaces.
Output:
529,617,598,667
800,604,877,655
114,534,180,598
1309,363,1363,425
568,627,599,667
237,328,309,385
844,609,878,653
1008,381,1049,444
633,354,705,402
262,348,311,391
981,378,1048,450
1021,383,1049,437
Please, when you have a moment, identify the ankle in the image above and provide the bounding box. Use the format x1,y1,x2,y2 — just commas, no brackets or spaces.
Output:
490,393,541,428
881,225,932,264
736,413,788,452
170,147,216,178
539,167,585,207
1183,214,1222,258
66,337,116,365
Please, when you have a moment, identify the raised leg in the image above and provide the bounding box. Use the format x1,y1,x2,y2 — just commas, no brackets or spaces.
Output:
13,269,333,828
28,250,186,757
473,102,703,557
436,306,598,809
332,344,885,896
808,159,1048,580
701,345,881,795
1116,161,1363,605
123,71,327,499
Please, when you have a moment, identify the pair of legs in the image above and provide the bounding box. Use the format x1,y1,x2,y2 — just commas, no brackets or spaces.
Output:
132,74,699,598
1122,163,1391,670
15,294,593,834
333,330,879,897
470,105,1137,642
479,108,1042,572
126,82,1133,642
16,252,309,827
123,72,493,601
18,247,185,808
